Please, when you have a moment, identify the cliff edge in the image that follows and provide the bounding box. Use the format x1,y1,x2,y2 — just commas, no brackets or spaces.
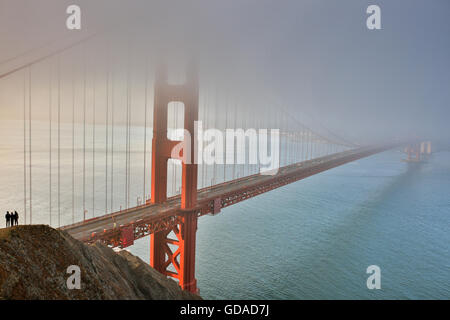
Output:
0,225,201,300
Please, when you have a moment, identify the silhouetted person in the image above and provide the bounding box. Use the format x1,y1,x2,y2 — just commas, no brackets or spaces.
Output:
14,211,19,226
5,211,10,227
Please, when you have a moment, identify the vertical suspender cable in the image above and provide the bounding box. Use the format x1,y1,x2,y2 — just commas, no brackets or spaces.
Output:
301,129,304,161
57,55,61,227
213,85,218,185
306,131,309,160
143,58,148,202
308,130,311,160
23,70,27,225
277,111,281,167
128,58,132,208
301,127,304,161
125,48,130,209
282,112,286,167
125,59,129,209
105,53,109,214
313,135,316,159
306,129,310,160
293,130,296,164
128,73,132,208
294,123,298,164
296,131,299,163
232,99,237,179
199,88,204,188
300,131,303,162
289,119,292,165
300,127,304,162
72,61,75,223
285,114,289,166
83,48,87,220
283,113,287,166
29,66,32,224
319,139,322,157
257,103,261,173
110,65,115,211
316,137,319,157
92,69,96,217
255,103,259,173
49,63,52,225
223,89,228,182
241,99,245,178
202,84,208,188
284,113,288,166
277,110,281,169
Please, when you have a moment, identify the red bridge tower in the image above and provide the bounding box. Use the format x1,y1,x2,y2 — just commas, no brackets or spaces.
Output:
150,64,199,293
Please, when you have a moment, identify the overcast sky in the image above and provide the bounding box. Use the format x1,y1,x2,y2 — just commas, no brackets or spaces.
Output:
0,0,449,144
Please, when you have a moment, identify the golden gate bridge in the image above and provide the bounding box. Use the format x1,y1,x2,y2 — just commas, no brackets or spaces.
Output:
0,33,410,293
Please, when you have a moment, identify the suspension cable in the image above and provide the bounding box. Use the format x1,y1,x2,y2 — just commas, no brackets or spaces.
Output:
83,46,87,219
202,83,208,188
105,52,109,214
57,55,61,227
128,69,132,208
213,85,218,186
232,98,237,180
125,48,130,209
143,57,148,202
128,58,132,208
28,66,32,224
49,62,52,225
223,88,228,182
92,68,96,217
72,59,75,223
23,69,27,225
110,63,115,211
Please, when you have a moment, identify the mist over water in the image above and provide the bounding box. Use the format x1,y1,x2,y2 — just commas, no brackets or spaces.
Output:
125,149,450,299
0,124,449,299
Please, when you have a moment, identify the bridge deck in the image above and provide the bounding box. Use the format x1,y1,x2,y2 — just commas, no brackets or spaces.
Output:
61,144,396,247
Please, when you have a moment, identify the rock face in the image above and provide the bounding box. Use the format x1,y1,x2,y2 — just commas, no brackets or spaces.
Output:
0,225,200,300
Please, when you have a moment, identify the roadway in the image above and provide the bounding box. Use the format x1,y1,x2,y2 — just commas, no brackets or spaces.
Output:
61,144,398,244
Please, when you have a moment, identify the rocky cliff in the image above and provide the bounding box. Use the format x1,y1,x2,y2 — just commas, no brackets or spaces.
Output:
0,225,200,300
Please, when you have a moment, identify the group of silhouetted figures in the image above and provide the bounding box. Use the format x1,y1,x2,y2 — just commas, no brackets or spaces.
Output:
5,211,19,227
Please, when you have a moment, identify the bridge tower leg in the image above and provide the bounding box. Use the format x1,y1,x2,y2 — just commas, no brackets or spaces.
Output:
405,143,421,162
149,63,199,293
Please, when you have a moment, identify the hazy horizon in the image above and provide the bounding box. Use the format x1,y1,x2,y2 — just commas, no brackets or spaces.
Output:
1,0,449,145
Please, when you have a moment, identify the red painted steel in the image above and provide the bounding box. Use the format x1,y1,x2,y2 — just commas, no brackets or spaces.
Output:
120,226,134,247
64,144,403,252
149,64,199,293
212,198,221,215
4,36,416,294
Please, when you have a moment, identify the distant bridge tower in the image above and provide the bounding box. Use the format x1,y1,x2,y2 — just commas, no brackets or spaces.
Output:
421,141,432,155
403,143,421,162
150,63,199,293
